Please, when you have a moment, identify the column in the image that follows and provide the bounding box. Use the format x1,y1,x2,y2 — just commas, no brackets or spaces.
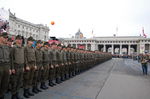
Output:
148,44,150,53
111,44,114,54
128,44,131,55
95,44,98,51
85,44,87,50
120,44,122,55
91,44,95,51
137,44,140,55
103,44,106,52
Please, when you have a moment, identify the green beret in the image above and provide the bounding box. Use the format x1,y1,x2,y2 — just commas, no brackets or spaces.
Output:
27,36,34,41
8,37,13,42
16,35,22,40
0,32,8,38
44,42,49,46
37,40,42,44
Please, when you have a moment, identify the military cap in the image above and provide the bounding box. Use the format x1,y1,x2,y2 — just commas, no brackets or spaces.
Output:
27,36,34,41
16,35,22,40
37,40,42,44
62,46,66,48
44,42,49,46
51,42,56,45
8,37,13,42
0,32,8,38
57,43,62,47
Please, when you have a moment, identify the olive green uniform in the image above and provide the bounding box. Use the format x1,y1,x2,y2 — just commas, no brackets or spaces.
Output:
42,48,49,82
34,47,43,86
48,49,55,83
0,45,11,98
10,45,24,95
24,46,36,89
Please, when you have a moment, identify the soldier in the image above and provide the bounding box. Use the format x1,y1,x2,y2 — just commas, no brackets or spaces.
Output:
7,37,13,47
33,40,43,93
0,32,11,99
62,46,68,80
40,42,49,90
48,43,56,87
10,35,24,99
59,45,65,81
55,44,62,83
51,43,58,84
23,36,36,98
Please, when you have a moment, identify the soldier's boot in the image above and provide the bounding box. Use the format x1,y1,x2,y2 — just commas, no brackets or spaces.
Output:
23,89,30,98
56,78,59,84
36,85,42,92
56,77,61,84
40,82,45,90
61,76,65,81
66,74,69,80
51,80,56,86
11,94,17,99
27,88,34,96
48,80,54,87
40,82,48,90
0,95,4,99
64,74,67,79
72,71,75,76
43,82,48,89
70,72,73,78
32,86,38,94
16,92,23,99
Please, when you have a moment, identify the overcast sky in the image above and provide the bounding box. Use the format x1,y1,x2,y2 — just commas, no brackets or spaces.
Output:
1,0,150,38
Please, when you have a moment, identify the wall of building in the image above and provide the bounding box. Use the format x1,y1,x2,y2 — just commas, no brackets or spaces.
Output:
9,11,49,41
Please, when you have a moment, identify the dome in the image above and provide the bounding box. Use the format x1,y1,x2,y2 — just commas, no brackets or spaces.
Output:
75,29,84,39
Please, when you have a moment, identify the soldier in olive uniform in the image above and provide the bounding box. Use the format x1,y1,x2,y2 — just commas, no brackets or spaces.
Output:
7,37,13,47
62,46,68,80
58,44,65,82
24,36,36,98
50,43,58,84
0,32,11,99
33,40,43,93
48,43,56,87
10,35,24,99
55,44,62,83
40,42,49,90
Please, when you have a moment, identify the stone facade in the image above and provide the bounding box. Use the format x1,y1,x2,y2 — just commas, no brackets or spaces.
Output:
63,35,150,55
9,10,49,41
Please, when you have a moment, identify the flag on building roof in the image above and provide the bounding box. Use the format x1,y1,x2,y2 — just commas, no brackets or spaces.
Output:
142,27,147,38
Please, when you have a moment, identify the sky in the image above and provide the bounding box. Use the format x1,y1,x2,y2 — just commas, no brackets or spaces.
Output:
1,0,150,38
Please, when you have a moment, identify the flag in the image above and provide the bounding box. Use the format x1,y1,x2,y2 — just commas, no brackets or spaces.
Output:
142,27,147,38
91,30,94,38
92,30,93,34
116,27,118,33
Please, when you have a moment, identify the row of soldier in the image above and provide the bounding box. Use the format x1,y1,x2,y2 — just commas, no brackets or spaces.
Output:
0,32,112,99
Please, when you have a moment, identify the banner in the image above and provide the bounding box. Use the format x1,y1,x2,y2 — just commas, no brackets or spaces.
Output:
48,40,60,44
78,44,85,49
0,8,9,33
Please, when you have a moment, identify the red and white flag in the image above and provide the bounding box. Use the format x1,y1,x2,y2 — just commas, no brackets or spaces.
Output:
142,27,147,38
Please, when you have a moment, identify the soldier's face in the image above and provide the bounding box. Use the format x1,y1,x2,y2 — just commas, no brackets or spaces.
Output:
37,43,42,48
45,45,49,49
16,39,22,45
7,41,12,46
2,37,8,44
28,41,33,45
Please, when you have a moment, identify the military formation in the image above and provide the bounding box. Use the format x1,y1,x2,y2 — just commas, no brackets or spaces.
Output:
0,32,112,99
